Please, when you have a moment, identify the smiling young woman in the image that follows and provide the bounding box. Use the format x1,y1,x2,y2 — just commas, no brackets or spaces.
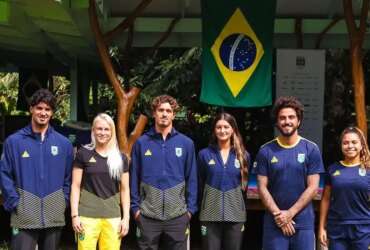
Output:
198,112,249,250
70,113,130,250
319,127,370,250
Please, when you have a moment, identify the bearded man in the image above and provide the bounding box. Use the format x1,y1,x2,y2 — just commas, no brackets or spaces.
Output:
254,96,324,250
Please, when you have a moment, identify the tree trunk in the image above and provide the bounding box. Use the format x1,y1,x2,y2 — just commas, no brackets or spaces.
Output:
88,0,179,155
350,45,367,136
88,0,148,155
343,0,369,137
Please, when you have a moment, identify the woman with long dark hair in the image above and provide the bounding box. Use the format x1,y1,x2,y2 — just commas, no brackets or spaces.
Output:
70,113,130,249
198,112,249,250
319,126,370,250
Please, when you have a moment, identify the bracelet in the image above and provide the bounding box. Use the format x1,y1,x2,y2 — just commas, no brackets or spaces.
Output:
72,215,79,219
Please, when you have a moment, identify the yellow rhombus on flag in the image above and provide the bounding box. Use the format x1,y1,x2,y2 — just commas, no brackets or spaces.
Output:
211,8,264,97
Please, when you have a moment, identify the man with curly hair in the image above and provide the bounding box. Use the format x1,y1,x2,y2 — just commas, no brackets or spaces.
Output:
130,95,198,250
255,96,324,250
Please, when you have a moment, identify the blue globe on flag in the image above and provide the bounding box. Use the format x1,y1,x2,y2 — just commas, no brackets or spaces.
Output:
219,33,257,72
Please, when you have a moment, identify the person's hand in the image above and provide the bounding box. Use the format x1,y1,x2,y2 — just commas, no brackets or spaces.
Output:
134,210,141,221
118,217,129,238
318,227,328,247
273,210,293,227
280,221,296,236
187,212,192,220
72,216,84,233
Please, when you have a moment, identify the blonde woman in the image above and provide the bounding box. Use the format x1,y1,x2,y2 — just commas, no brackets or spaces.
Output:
319,127,370,250
70,113,130,249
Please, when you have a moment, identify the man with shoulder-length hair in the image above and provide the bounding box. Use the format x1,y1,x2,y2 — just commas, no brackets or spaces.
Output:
254,96,324,250
130,95,198,250
0,89,73,250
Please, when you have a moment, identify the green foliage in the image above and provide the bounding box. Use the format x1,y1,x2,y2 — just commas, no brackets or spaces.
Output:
96,48,370,157
96,82,117,117
100,46,217,146
193,113,212,124
52,76,71,124
0,72,18,115
136,47,203,114
322,49,370,164
102,47,212,118
0,73,71,124
0,241,9,250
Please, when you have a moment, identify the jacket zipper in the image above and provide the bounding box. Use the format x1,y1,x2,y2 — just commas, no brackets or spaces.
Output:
40,141,44,180
41,198,45,226
39,139,45,226
162,192,165,219
222,165,225,221
221,150,230,221
162,140,166,218
221,154,227,221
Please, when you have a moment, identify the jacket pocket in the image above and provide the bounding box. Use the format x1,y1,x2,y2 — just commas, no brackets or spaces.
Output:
43,189,66,226
139,183,163,219
11,189,42,228
164,182,187,219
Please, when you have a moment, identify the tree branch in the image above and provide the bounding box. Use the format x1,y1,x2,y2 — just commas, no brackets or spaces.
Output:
89,0,124,100
89,0,148,155
122,24,135,87
104,0,153,43
116,88,148,155
343,0,357,39
128,114,148,154
146,17,181,56
315,17,342,49
125,87,141,122
358,0,370,43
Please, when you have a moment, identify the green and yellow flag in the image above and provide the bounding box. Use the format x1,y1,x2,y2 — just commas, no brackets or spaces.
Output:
201,0,276,107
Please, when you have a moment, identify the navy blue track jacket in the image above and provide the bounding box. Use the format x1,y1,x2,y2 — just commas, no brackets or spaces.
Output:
0,125,73,229
198,146,249,222
130,127,198,220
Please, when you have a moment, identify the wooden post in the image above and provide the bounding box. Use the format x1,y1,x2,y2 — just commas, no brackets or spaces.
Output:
295,17,303,48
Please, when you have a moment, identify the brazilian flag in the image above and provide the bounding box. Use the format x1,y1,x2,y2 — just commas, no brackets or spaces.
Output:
200,0,276,107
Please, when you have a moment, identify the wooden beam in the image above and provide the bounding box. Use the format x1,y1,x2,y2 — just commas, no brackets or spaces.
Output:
0,1,9,23
70,0,89,9
62,6,96,51
105,17,367,34
9,3,73,66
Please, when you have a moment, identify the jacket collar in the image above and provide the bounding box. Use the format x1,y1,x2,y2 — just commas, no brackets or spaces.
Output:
146,126,178,139
209,144,235,154
21,123,54,140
